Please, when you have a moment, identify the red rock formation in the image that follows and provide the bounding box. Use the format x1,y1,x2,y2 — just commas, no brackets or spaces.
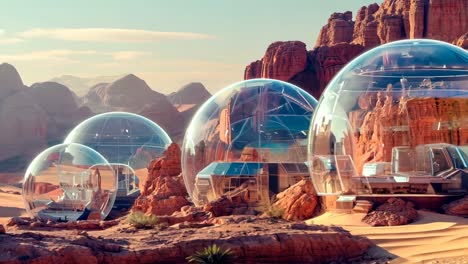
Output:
244,41,308,82
0,220,374,264
244,60,262,80
132,143,190,216
442,195,468,217
311,43,365,96
353,3,380,48
455,32,468,49
244,0,468,96
426,0,468,43
362,198,418,226
316,12,354,47
349,96,468,173
273,179,318,221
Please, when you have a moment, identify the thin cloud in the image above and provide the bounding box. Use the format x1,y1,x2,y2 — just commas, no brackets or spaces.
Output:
0,29,24,44
19,28,215,42
0,38,24,44
0,49,97,62
112,51,150,60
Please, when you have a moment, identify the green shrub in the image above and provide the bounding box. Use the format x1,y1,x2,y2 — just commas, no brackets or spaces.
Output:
187,244,235,264
264,205,284,219
127,211,158,229
257,200,284,219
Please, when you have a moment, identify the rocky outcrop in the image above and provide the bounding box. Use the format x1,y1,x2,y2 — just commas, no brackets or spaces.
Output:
6,216,119,230
362,198,418,226
244,0,468,96
132,143,190,216
310,43,365,97
272,179,318,221
443,196,468,217
244,41,308,82
202,180,256,217
0,219,374,264
316,12,354,47
455,32,468,49
425,0,468,43
352,3,380,48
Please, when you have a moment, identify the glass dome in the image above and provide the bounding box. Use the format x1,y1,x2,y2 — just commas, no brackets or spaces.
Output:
182,79,318,206
22,143,117,221
308,39,468,197
64,112,172,193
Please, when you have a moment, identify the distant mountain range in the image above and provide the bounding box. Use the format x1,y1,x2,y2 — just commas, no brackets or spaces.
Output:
0,63,211,173
49,74,126,96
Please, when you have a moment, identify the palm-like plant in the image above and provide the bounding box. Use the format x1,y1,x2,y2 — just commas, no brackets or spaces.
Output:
187,244,236,264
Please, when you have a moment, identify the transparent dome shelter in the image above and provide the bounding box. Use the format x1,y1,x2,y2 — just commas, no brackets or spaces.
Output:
182,79,318,206
22,143,117,221
64,112,172,200
308,39,468,198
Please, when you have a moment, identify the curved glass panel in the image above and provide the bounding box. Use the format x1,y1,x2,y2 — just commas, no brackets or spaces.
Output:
109,163,140,209
182,79,318,206
64,112,172,191
308,39,468,196
22,143,116,221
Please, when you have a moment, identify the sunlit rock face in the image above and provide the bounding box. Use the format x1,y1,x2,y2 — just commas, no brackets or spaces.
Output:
182,79,317,206
308,39,468,196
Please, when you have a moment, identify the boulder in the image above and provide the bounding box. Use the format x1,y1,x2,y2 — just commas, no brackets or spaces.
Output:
272,179,318,221
442,195,468,217
362,198,418,226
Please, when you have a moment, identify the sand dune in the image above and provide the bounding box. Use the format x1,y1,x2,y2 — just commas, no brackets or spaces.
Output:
0,189,27,225
308,211,468,263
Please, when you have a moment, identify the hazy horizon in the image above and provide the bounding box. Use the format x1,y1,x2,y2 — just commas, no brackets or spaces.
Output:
0,0,384,94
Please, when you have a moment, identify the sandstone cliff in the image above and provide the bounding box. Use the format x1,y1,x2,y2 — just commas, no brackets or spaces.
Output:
245,0,468,96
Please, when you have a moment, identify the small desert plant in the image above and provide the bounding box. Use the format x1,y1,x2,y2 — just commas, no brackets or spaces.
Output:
257,200,284,219
127,211,158,229
186,244,236,264
264,205,284,219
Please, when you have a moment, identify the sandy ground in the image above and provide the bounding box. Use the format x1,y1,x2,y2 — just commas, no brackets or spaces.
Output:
307,211,468,263
0,185,27,226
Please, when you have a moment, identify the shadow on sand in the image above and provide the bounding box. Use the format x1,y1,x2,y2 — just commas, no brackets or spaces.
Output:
0,206,25,218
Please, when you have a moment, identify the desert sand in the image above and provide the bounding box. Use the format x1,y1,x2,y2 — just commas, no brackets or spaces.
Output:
0,185,27,226
307,211,468,263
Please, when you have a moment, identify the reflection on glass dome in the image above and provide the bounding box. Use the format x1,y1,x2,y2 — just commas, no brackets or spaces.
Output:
182,79,318,206
109,163,140,209
22,143,116,221
308,39,468,197
64,112,172,196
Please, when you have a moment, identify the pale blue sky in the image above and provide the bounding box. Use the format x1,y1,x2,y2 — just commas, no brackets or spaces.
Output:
0,0,383,93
